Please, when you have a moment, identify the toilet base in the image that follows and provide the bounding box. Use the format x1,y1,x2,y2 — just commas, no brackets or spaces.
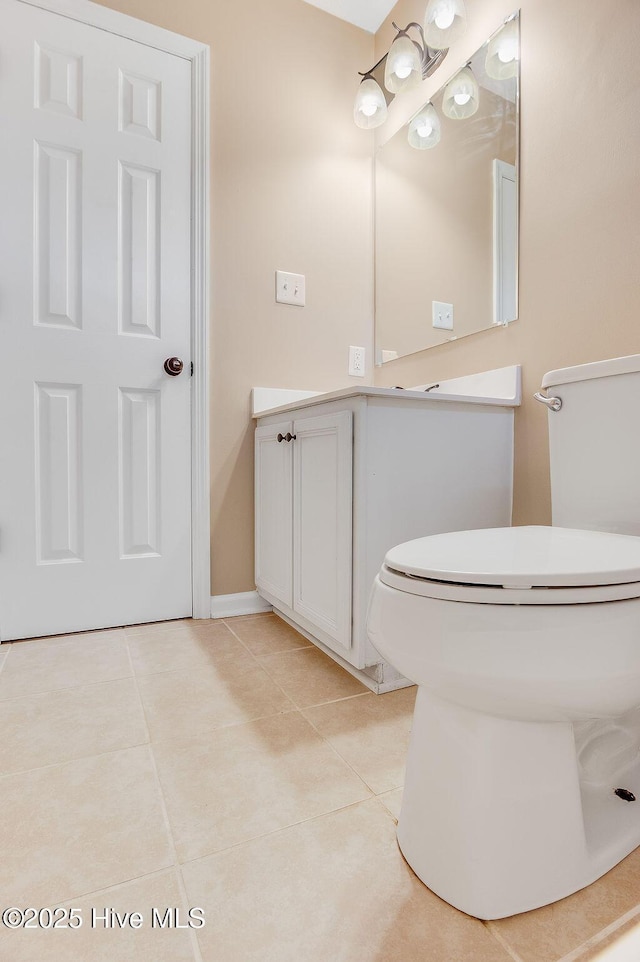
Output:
398,688,640,919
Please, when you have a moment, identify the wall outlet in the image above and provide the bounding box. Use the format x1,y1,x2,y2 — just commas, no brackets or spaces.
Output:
432,300,454,330
276,271,305,306
349,345,366,377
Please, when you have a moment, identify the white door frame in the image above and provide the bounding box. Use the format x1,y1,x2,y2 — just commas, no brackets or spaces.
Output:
15,0,211,618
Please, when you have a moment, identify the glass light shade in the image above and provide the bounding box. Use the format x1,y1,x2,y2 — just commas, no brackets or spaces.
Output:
485,19,519,79
353,77,387,129
442,66,479,119
408,103,441,149
423,0,467,50
384,35,422,93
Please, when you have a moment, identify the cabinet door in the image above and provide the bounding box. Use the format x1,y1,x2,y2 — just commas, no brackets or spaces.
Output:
255,420,293,608
292,411,353,654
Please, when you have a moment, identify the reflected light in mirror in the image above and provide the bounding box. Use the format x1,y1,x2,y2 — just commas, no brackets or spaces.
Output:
442,65,479,119
408,103,441,149
486,18,519,79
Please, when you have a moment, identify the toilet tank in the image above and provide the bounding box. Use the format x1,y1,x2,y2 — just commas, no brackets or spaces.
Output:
542,355,640,536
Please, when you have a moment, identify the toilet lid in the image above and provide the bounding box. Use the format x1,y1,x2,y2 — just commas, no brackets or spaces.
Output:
384,526,640,589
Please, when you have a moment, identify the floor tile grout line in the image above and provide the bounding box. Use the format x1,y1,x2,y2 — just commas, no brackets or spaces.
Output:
177,795,391,871
0,672,135,703
39,866,183,911
143,703,302,749
215,616,373,710
124,637,203,962
174,866,205,962
0,642,12,676
2,626,190,912
0,671,141,707
292,690,372,710
225,620,371,709
555,901,640,962
221,618,298,670
221,619,390,791
0,632,133,702
221,618,313,654
299,702,389,797
222,617,330,711
144,702,399,809
0,738,153,782
224,616,406,795
484,922,528,962
124,637,181,868
212,619,298,694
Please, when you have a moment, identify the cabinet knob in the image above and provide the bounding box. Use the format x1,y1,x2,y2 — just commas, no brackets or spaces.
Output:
285,433,296,442
277,433,285,443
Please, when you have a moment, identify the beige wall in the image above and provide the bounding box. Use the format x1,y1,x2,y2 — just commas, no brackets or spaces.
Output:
375,0,640,527
93,0,376,595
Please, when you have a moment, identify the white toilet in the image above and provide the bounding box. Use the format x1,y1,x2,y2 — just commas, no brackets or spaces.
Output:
367,354,640,920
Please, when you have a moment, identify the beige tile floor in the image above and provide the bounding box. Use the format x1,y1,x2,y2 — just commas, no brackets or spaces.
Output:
1,613,640,961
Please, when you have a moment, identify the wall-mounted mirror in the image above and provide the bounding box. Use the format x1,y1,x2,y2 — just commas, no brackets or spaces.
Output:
375,14,520,363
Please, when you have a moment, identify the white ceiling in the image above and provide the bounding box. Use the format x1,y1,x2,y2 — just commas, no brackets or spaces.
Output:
300,0,397,34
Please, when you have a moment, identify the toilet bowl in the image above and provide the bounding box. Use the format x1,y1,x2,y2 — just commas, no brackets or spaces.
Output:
366,355,640,920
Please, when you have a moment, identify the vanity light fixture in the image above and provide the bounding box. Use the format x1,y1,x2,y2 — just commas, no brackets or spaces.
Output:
408,103,441,149
442,64,479,119
385,22,445,94
423,0,467,50
353,74,388,129
485,16,519,79
354,16,448,129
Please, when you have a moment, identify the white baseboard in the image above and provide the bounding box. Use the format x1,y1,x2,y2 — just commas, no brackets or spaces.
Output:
210,591,273,619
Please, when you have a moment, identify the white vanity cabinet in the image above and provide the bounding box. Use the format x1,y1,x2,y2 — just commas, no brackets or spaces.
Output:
254,382,518,692
255,410,353,660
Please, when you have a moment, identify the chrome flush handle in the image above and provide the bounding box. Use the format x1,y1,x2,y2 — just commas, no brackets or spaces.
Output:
534,391,562,412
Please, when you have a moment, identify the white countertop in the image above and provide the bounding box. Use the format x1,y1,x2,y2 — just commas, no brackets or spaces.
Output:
252,365,522,418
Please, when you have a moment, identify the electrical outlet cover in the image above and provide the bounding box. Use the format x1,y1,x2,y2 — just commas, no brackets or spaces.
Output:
349,345,366,377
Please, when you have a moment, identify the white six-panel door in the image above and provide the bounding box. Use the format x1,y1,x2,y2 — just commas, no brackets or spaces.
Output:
0,0,193,639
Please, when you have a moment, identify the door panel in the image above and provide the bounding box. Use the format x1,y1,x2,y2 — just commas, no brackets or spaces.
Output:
0,0,193,639
118,388,161,558
255,421,293,609
34,381,84,564
34,141,82,328
292,411,353,654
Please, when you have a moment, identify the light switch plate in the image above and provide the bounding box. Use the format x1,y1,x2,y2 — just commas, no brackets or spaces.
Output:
432,300,454,330
381,349,399,363
276,271,305,306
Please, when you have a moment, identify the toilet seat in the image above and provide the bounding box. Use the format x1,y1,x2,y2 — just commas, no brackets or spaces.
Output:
380,526,640,605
